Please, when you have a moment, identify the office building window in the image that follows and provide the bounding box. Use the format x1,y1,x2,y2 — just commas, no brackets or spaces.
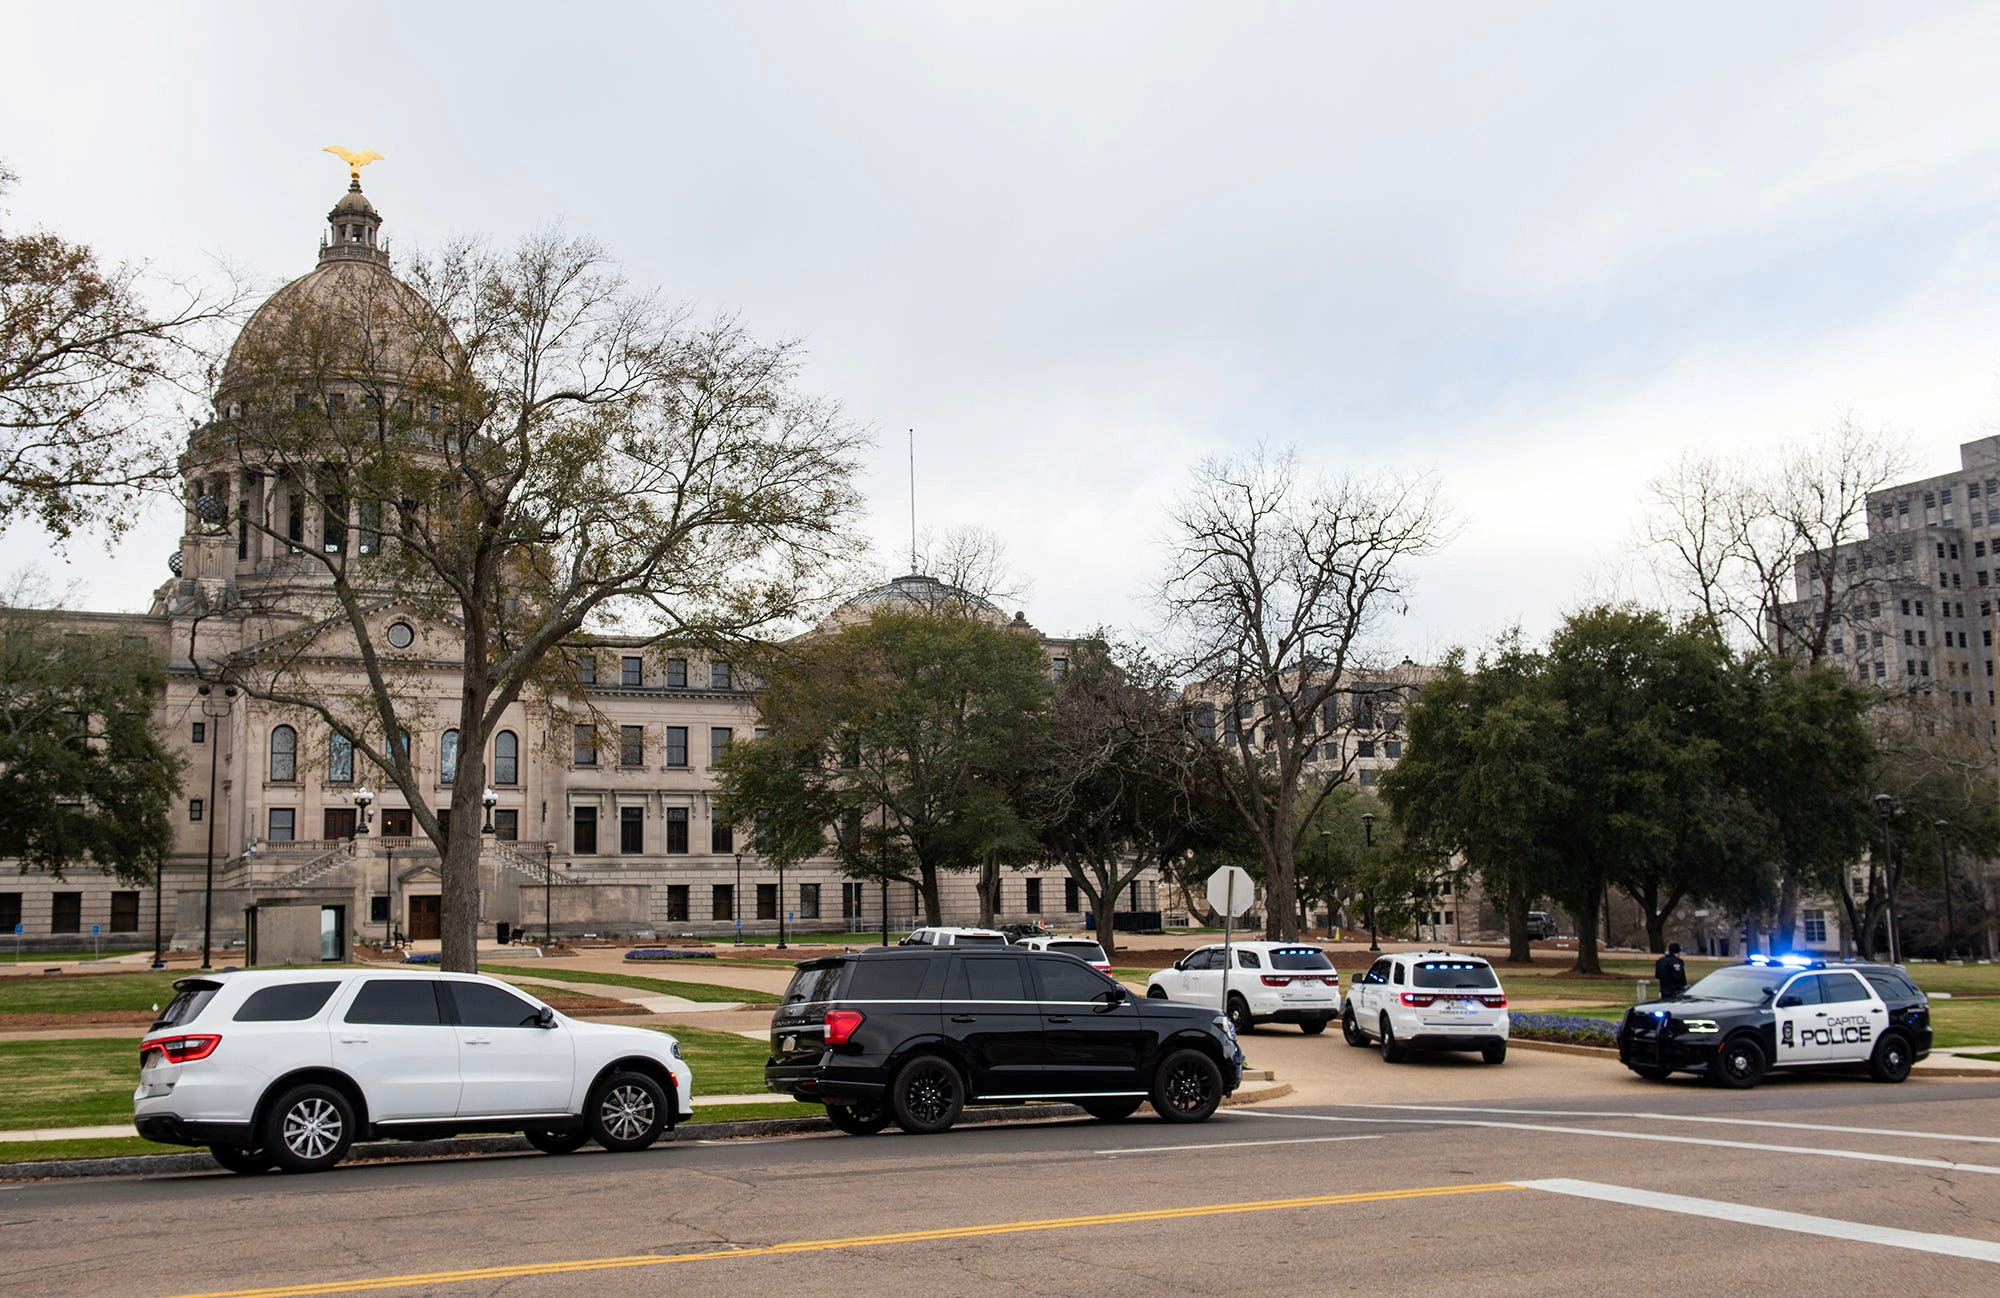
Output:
1025,878,1042,914
621,655,643,687
1803,910,1828,944
573,724,597,766
52,892,81,934
665,807,689,854
573,806,598,854
493,809,519,841
439,729,458,785
711,661,731,690
110,891,139,931
190,799,204,823
666,657,687,687
665,726,688,767
574,655,596,684
841,882,865,921
268,808,295,841
1064,878,1080,912
269,725,297,782
667,886,690,923
0,892,20,933
620,725,645,768
712,821,734,853
620,806,644,854
192,721,205,744
710,727,732,763
758,883,778,920
712,884,734,921
799,883,821,919
494,729,519,785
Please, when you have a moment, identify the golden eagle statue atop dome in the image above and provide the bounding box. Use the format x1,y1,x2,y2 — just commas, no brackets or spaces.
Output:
322,146,384,182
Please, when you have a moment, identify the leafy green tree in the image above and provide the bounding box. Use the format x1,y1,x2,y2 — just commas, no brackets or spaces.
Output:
715,607,1050,926
0,606,182,880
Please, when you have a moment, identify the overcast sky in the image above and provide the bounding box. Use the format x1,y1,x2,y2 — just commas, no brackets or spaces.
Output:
5,2,2000,660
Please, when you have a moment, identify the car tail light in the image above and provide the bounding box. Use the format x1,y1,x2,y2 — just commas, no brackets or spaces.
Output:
142,1034,221,1064
1399,993,1436,1007
1261,975,1290,987
1479,994,1508,1009
822,1010,864,1046
1322,975,1340,986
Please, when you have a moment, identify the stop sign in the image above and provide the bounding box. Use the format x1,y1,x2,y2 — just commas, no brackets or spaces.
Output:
1205,866,1254,918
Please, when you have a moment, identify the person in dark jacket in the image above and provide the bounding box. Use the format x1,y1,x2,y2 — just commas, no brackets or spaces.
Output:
1655,943,1687,998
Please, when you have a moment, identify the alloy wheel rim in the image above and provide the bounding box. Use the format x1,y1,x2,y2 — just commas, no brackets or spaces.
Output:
282,1098,342,1159
602,1085,656,1141
909,1067,954,1122
1165,1061,1211,1113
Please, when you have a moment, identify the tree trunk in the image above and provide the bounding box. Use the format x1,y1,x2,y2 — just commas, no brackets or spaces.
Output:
1092,894,1118,953
1264,836,1300,942
1776,873,1800,950
439,786,485,974
1505,887,1533,963
918,862,942,926
976,855,1001,928
1572,884,1603,975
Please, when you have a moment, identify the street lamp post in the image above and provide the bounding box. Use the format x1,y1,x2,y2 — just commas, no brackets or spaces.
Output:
1873,793,1900,963
384,846,394,948
733,852,743,944
1935,818,1955,960
777,855,787,950
196,685,237,971
544,842,555,947
353,785,373,837
1361,812,1379,953
481,787,497,835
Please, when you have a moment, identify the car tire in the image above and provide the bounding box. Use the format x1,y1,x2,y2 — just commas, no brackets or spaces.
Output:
1713,1035,1767,1089
1379,1016,1404,1063
1868,1032,1913,1084
1629,1064,1672,1081
889,1056,965,1135
209,1144,274,1175
1342,1007,1368,1047
1147,985,1168,1000
825,1101,892,1135
1226,995,1255,1036
1299,1017,1330,1036
1481,1042,1506,1066
525,1128,590,1154
589,1070,670,1151
1150,1048,1223,1123
1080,1098,1145,1122
262,1083,355,1174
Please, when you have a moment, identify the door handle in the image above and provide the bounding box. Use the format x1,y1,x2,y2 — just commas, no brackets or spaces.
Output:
1047,1016,1072,1024
950,1015,976,1023
1814,1012,1827,1018
466,1038,492,1046
339,1037,369,1044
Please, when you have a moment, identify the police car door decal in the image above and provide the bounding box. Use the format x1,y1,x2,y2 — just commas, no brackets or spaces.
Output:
1773,975,1824,1063
1810,972,1883,1062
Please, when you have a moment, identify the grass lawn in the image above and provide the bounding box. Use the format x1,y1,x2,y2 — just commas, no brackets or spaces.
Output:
0,970,191,1017
484,965,778,1005
1,950,147,964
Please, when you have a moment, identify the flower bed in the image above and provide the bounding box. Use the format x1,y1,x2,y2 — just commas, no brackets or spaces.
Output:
401,952,441,965
625,948,718,961
1509,1011,1618,1047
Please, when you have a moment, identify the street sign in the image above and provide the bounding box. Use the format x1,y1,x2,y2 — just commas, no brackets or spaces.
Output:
1206,866,1254,918
92,925,100,935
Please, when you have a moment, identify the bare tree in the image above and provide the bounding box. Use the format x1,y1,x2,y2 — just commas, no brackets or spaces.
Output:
1157,446,1446,941
190,228,866,971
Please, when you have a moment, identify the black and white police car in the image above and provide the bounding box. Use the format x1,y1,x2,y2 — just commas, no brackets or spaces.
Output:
1617,955,1931,1089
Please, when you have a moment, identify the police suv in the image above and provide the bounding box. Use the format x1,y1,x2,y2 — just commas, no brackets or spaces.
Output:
1617,956,1931,1089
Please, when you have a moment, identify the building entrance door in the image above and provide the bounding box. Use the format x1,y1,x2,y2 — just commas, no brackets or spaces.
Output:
381,809,413,837
409,895,441,941
323,809,357,839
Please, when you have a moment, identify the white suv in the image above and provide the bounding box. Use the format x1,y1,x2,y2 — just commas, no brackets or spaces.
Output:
1013,936,1112,973
1342,950,1509,1064
134,968,695,1173
1146,942,1342,1034
899,926,1010,947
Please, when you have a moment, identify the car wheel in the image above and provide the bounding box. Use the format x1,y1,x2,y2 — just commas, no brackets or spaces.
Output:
1341,1007,1368,1047
1379,1016,1404,1063
1146,985,1168,1000
1629,1064,1672,1081
889,1056,965,1135
824,1101,892,1135
1868,1032,1913,1084
1151,1048,1224,1123
525,1128,590,1154
589,1070,670,1151
262,1083,355,1174
1226,994,1255,1036
1713,1036,1767,1089
1481,1042,1507,1065
1080,1098,1144,1122
208,1144,274,1175
1299,1017,1330,1036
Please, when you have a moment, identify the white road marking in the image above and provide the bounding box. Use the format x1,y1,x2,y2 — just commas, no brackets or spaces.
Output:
1521,1178,2000,1264
1334,1103,2000,1146
1099,1135,1380,1155
1234,1110,2000,1175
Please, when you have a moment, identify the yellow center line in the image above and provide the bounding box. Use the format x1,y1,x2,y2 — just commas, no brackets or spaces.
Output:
166,1182,1520,1298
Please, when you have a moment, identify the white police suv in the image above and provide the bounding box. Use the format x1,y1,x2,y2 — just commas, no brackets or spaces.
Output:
134,968,694,1173
1341,950,1510,1064
1146,941,1343,1034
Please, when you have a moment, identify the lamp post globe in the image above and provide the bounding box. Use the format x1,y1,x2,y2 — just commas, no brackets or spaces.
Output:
481,786,497,835
353,785,373,836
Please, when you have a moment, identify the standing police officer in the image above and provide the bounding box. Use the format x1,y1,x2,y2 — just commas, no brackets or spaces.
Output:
1655,942,1687,998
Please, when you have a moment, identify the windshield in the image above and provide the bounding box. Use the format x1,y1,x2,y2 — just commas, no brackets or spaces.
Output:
151,980,223,1030
1684,966,1785,1004
1271,948,1335,972
1412,961,1499,990
954,934,1007,946
1051,941,1107,962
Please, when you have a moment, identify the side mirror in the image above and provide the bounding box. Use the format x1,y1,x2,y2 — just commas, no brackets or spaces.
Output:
1172,959,1185,972
535,1004,557,1029
1100,986,1128,1006
1776,995,1801,1009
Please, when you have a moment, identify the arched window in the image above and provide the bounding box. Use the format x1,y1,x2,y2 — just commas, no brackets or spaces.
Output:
270,725,297,782
440,730,459,786
328,733,353,784
494,729,518,786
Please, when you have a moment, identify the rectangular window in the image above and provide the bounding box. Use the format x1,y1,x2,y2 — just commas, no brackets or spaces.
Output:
190,798,204,823
574,655,596,684
1051,655,1068,680
710,727,732,764
493,809,519,841
712,821,734,854
712,884,734,921
620,806,644,854
621,655,643,687
1384,740,1403,759
620,725,644,768
370,895,390,923
573,806,598,854
711,661,732,690
110,891,139,931
268,807,295,841
665,807,689,854
192,721,205,745
842,882,865,921
758,883,778,920
0,893,20,932
573,724,597,766
1803,910,1828,944
795,882,820,920
1356,739,1375,758
1025,878,1042,914
329,733,354,784
666,657,687,687
665,726,688,767
52,892,81,934
1064,878,1080,912
666,885,691,923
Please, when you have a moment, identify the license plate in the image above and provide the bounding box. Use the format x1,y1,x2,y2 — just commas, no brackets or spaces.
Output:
1445,999,1477,1015
780,1034,798,1053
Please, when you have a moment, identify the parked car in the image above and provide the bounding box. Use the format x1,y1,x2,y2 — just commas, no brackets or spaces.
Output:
1145,942,1342,1035
766,946,1241,1134
1341,950,1509,1063
1013,936,1112,974
998,922,1056,943
134,968,693,1174
1524,912,1555,940
900,926,1010,948
1617,956,1930,1089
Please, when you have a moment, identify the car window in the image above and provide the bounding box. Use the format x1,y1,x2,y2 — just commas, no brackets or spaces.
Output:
1778,975,1822,1007
1034,957,1113,1002
844,958,934,1001
951,957,1028,1002
1050,941,1107,963
783,964,841,1006
955,934,1008,947
1862,970,1921,1003
151,980,223,1030
1391,963,1406,987
451,981,544,1027
345,978,445,1025
1685,966,1785,1002
1364,959,1391,985
1271,948,1334,971
1815,972,1871,1005
1237,950,1262,969
234,981,340,1022
1183,950,1213,972
1413,961,1499,990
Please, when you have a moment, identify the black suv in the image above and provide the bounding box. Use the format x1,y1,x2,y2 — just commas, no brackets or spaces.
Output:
766,946,1242,1134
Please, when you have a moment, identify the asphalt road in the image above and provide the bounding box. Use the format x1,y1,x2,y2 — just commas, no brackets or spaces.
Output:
7,1063,2000,1298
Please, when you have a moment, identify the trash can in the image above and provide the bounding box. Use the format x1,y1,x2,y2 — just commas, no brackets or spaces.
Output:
497,921,512,945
